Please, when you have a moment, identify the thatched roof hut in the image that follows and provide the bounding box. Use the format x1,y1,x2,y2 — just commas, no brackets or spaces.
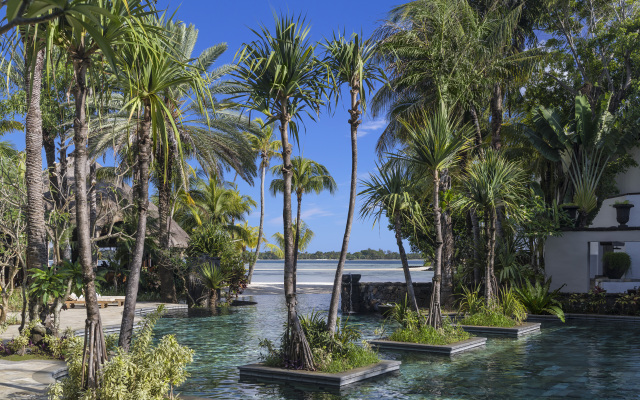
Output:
44,158,190,249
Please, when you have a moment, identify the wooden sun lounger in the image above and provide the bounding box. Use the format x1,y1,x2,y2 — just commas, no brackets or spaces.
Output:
65,299,125,309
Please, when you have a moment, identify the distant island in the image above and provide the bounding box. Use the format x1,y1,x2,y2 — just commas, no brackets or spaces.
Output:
258,248,423,261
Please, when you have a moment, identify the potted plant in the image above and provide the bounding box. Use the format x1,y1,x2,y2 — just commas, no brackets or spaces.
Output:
603,252,631,279
612,200,634,228
561,203,579,222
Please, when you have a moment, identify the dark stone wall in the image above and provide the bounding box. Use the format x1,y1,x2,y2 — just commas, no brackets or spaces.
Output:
342,281,433,313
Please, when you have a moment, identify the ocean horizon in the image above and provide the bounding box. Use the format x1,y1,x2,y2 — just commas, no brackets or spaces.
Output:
250,259,433,285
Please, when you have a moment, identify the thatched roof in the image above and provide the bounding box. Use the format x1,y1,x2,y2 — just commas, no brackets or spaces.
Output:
44,157,190,249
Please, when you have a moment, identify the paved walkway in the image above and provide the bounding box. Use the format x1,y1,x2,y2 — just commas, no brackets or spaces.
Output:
0,359,65,399
1,301,166,341
0,301,172,399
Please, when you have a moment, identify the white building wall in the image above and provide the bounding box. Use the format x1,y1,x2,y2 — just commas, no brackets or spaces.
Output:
545,230,640,293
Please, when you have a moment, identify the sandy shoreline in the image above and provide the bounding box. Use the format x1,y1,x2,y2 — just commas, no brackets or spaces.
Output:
242,283,334,296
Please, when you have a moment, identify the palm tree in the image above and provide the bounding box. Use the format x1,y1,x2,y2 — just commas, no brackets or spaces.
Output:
322,32,386,334
198,262,228,309
46,0,151,385
233,13,328,369
270,156,336,291
90,22,257,303
174,174,256,236
269,221,315,259
246,119,281,283
114,17,214,351
394,102,472,329
360,162,423,314
23,44,47,322
453,149,528,303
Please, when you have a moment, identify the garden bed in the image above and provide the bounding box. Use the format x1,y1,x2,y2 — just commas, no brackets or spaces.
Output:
458,322,541,338
369,337,486,356
237,360,401,388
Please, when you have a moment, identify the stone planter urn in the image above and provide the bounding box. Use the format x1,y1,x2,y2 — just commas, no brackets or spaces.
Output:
613,203,634,228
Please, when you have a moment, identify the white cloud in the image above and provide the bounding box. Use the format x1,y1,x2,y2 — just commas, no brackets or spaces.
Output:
301,206,334,220
358,118,387,138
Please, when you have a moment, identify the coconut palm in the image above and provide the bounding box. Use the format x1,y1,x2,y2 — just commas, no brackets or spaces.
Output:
246,120,281,283
233,13,328,369
360,162,423,314
322,32,386,334
453,149,528,303
270,156,336,290
394,102,473,329
269,221,315,259
174,174,256,236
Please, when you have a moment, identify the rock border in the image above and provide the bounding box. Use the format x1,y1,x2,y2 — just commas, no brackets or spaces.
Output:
369,337,487,356
458,322,541,338
238,360,401,388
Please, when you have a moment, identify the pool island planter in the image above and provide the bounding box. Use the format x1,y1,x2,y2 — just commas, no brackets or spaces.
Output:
369,337,487,356
238,360,401,388
458,322,541,338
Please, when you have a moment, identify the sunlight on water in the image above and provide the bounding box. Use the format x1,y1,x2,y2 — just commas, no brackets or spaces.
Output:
154,294,640,399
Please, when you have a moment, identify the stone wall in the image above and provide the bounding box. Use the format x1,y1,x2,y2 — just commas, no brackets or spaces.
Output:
341,279,432,313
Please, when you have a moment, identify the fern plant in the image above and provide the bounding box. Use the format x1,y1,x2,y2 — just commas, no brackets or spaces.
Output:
514,279,565,322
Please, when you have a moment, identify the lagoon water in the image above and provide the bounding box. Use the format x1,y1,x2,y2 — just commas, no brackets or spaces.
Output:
251,259,432,285
155,296,640,399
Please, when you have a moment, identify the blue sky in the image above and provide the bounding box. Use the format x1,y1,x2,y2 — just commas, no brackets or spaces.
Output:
5,0,409,253
156,0,407,253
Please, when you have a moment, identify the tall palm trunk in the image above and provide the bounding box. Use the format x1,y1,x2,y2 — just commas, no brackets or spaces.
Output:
89,161,98,267
439,170,454,309
427,170,443,329
327,84,360,334
490,84,502,150
292,192,302,293
119,103,152,351
247,160,266,283
158,142,177,303
471,211,481,286
393,213,419,313
72,55,105,389
25,48,47,322
280,99,313,370
485,210,498,303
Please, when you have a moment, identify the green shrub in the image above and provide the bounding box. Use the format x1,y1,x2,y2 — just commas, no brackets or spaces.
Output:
456,285,484,315
498,287,527,323
514,278,565,322
388,317,471,345
259,311,379,373
384,295,423,329
49,306,193,400
603,252,631,279
460,308,518,327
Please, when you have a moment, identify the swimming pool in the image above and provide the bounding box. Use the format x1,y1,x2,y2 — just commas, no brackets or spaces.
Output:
153,294,640,399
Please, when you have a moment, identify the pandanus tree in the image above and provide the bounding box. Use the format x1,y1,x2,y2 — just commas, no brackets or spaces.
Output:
44,0,151,387
453,149,528,303
394,102,472,329
246,120,281,283
90,21,257,302
233,13,328,369
322,32,386,334
360,162,424,314
270,156,336,290
114,16,214,351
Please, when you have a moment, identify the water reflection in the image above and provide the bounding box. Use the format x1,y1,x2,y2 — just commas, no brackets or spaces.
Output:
153,294,640,399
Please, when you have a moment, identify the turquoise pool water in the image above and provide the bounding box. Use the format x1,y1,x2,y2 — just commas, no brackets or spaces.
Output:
153,294,640,399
